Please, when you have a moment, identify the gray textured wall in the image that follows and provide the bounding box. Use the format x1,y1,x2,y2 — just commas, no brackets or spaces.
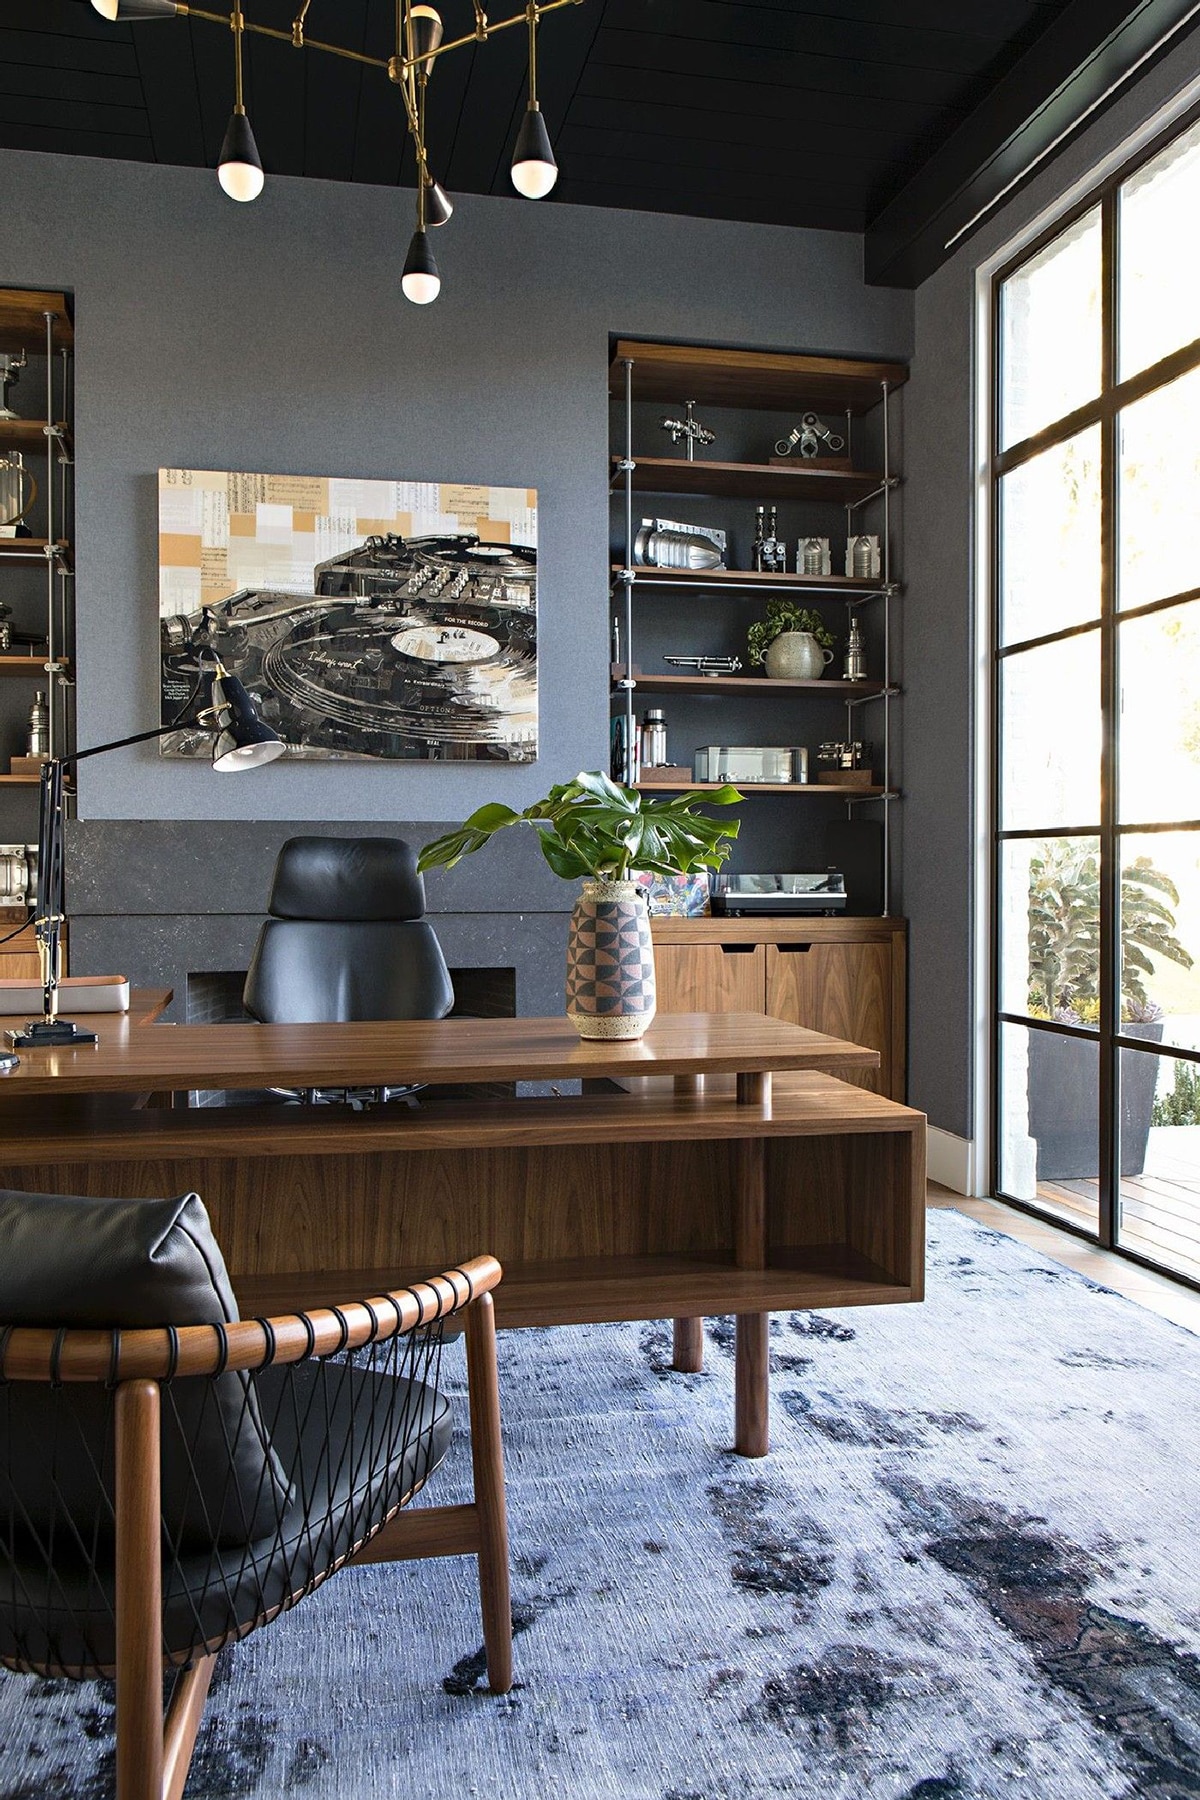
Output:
0,146,912,1023
0,149,910,823
902,37,1200,1141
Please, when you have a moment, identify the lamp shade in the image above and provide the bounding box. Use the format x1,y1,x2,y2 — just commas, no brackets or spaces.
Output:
91,0,179,16
409,5,443,74
206,671,285,771
425,178,453,228
511,103,558,199
402,228,441,304
218,110,265,202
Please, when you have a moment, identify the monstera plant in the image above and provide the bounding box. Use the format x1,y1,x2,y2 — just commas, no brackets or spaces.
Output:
419,772,741,1040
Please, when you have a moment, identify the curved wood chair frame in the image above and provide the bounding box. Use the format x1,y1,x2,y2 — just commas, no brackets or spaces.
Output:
0,1254,510,1800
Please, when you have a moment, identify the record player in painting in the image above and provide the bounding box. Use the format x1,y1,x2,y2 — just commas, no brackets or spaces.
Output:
160,533,538,764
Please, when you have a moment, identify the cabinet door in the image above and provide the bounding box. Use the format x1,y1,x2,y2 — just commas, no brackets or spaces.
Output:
766,940,898,1097
654,943,764,1014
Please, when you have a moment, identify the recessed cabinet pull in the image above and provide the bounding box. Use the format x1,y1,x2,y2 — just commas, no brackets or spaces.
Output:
776,943,813,953
719,943,756,955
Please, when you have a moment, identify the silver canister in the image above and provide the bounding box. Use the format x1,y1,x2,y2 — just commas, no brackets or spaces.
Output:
793,747,810,784
640,708,668,767
27,690,49,759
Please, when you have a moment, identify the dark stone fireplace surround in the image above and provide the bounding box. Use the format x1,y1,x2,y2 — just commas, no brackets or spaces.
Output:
65,819,575,1022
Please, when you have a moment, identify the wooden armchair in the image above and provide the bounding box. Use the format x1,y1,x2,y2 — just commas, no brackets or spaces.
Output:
0,1188,510,1800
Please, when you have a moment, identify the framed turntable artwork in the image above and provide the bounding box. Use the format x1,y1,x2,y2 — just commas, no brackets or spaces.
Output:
157,467,538,763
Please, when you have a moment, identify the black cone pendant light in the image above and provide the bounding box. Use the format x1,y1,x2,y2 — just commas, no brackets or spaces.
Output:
217,8,264,201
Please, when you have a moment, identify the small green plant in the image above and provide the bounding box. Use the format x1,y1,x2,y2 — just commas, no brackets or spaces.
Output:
417,769,741,883
1027,840,1193,1021
1151,1060,1200,1127
746,597,834,668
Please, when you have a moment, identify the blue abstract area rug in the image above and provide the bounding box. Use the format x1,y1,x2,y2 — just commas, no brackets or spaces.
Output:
2,1208,1200,1800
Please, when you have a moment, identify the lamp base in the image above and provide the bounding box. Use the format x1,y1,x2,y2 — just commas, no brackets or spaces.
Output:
5,1018,98,1048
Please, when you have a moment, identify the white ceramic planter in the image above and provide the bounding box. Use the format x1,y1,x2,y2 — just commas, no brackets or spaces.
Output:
764,631,832,680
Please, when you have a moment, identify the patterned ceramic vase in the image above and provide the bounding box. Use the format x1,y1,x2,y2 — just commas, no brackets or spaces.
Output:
565,878,657,1040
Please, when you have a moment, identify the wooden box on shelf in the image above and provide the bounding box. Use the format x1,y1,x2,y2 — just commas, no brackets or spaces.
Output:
9,757,47,779
637,765,695,787
817,769,874,788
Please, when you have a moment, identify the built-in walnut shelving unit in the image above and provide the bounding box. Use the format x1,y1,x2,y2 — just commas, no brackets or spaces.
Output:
608,336,906,914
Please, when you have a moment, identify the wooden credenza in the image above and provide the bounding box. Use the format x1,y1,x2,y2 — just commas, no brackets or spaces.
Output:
651,916,907,1102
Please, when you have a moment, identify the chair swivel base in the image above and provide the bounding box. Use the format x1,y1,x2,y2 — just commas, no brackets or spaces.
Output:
6,1017,98,1048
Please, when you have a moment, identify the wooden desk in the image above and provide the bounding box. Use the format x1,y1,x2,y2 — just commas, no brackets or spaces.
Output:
0,1004,926,1457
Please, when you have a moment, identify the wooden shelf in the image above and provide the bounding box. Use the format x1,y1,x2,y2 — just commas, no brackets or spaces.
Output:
0,653,55,677
0,290,73,355
609,340,907,414
0,775,39,786
0,419,70,457
613,455,887,503
613,666,888,697
637,780,894,796
0,539,71,570
611,565,889,596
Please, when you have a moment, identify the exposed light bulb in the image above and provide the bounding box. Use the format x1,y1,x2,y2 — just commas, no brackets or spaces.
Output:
91,0,120,16
409,5,443,76
217,110,264,202
402,228,441,304
510,103,558,199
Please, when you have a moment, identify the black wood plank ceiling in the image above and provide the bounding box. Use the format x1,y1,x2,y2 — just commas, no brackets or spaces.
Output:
3,0,1197,284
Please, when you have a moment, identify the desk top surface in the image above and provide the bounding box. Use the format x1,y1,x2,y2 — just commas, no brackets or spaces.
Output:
0,999,879,1097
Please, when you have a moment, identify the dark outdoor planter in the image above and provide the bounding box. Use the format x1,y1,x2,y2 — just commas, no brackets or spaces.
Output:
1028,1021,1164,1180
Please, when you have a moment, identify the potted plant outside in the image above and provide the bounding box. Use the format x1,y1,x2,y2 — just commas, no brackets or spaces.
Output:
746,598,835,681
1026,843,1193,1177
418,771,741,1040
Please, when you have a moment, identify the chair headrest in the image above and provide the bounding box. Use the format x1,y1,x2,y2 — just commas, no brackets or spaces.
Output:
268,836,427,922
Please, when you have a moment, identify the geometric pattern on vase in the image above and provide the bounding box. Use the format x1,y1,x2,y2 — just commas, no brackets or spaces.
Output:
565,880,657,1040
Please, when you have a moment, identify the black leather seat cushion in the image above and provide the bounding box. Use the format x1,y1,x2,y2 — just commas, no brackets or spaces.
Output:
0,1359,452,1674
0,1190,288,1548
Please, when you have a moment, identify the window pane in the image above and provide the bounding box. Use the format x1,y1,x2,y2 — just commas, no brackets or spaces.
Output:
999,428,1101,645
1119,115,1200,380
1001,631,1101,830
1000,207,1102,449
1119,600,1200,823
1118,1046,1200,1282
1118,362,1200,609
1002,836,1101,1024
1119,832,1200,1053
999,1020,1100,1230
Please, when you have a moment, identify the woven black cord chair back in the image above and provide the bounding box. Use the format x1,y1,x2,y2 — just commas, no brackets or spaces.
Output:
0,1304,451,1679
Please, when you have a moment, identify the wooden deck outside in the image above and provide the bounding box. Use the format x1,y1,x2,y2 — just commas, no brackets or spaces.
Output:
1036,1129,1200,1284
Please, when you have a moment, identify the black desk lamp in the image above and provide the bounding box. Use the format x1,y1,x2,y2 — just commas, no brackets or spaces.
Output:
7,657,284,1050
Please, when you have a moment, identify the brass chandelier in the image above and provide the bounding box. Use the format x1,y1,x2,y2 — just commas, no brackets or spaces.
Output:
89,0,584,303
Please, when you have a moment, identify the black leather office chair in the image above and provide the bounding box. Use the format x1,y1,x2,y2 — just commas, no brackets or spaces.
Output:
0,1187,511,1800
244,835,454,1025
243,837,454,1105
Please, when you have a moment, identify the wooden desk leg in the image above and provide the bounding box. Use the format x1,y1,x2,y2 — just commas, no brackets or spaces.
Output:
734,1133,769,1458
465,1293,513,1695
672,1317,704,1372
672,1074,706,1366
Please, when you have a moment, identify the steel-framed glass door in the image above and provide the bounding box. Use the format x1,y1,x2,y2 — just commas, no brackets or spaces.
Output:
991,107,1200,1285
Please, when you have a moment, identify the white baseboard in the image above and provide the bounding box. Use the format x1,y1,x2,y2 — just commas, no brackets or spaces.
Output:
927,1127,985,1197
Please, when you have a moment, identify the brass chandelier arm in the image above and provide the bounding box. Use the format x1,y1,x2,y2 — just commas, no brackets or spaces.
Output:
179,0,581,80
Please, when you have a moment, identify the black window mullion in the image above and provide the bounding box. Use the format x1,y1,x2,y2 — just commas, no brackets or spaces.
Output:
1097,186,1120,1251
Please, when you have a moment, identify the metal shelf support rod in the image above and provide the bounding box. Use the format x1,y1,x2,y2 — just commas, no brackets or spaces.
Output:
623,357,636,784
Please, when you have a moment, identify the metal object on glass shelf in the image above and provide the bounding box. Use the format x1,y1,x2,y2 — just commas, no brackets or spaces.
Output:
0,453,37,534
640,708,668,767
633,521,725,571
843,616,867,681
793,747,810,783
774,413,846,459
0,844,37,912
663,654,743,677
817,740,872,770
0,351,26,423
659,400,715,462
26,691,49,760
